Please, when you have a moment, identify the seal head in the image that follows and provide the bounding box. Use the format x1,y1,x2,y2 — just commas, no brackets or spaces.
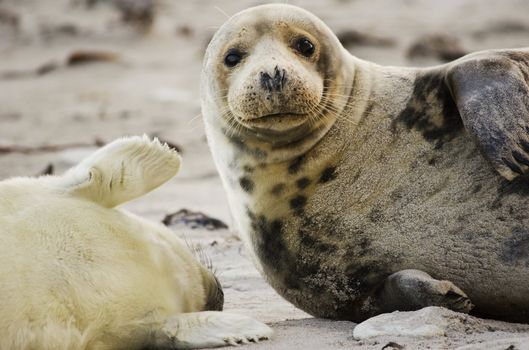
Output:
202,4,354,159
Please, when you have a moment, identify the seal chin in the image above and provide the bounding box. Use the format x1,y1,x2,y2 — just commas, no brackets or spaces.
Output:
230,109,334,147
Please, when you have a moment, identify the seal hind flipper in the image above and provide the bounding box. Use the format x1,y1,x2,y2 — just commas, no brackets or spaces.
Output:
375,269,473,315
445,48,529,180
58,135,181,207
152,311,273,349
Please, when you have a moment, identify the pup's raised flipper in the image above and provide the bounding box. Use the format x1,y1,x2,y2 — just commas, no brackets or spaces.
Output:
57,135,180,207
153,311,273,349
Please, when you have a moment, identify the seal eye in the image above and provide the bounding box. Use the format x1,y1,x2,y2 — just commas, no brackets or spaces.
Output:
295,38,315,57
224,49,243,67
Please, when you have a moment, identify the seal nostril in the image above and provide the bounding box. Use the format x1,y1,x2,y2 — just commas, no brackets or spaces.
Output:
273,66,287,91
281,69,288,89
260,67,288,92
260,71,274,93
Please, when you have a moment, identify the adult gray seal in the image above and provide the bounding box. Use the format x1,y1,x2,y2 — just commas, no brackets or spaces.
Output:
201,4,529,322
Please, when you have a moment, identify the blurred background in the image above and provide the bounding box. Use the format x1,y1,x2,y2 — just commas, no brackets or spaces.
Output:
0,0,528,330
1,0,529,209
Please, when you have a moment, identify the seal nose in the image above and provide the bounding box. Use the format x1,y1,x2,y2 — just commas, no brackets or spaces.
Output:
260,66,287,93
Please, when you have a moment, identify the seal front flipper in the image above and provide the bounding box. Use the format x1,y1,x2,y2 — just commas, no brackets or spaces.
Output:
375,269,473,314
55,135,181,207
152,311,273,349
445,48,529,180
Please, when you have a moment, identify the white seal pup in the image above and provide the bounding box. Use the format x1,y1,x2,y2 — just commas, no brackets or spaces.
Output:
201,4,529,322
0,136,272,349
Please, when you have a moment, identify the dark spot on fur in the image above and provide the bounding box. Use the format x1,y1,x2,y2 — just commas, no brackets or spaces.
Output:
390,186,405,201
489,196,503,210
288,155,306,174
228,136,267,159
290,195,307,211
392,72,463,142
471,184,482,194
250,214,286,270
319,166,337,183
368,207,384,223
298,232,334,253
297,215,341,256
230,137,246,151
296,177,311,189
270,183,286,196
358,237,371,257
239,176,254,193
501,227,529,265
243,165,255,173
247,209,321,291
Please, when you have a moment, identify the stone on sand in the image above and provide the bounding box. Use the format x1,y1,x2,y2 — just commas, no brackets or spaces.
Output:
353,307,470,340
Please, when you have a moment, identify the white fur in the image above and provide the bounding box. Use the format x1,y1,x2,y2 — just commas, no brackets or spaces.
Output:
0,136,272,349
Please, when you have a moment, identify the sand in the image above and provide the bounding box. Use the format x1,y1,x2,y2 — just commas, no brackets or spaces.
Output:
1,0,529,348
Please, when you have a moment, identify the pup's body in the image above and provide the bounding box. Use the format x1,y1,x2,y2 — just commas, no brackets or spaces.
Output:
202,4,529,322
0,136,271,349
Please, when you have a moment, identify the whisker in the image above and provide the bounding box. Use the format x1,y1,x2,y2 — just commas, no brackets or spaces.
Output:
186,113,203,126
213,5,230,19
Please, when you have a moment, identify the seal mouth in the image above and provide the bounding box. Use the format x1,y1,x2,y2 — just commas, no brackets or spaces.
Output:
247,112,305,120
262,112,304,117
239,112,308,130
